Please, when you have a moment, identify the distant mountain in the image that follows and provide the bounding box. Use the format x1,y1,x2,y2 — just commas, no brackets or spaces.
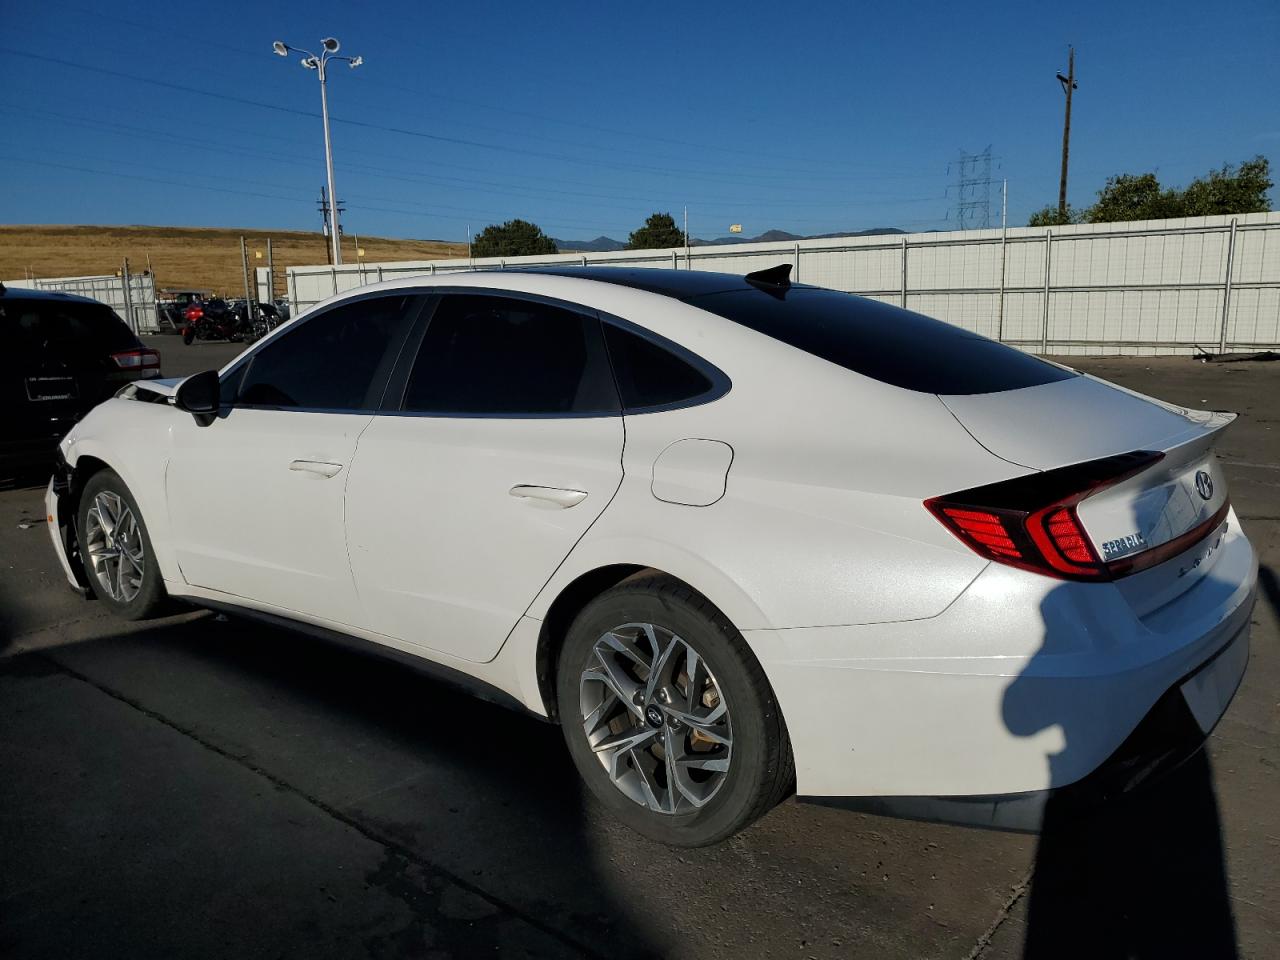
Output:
554,226,905,253
552,235,628,252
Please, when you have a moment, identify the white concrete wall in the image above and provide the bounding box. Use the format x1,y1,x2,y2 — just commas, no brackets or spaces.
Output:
287,212,1280,356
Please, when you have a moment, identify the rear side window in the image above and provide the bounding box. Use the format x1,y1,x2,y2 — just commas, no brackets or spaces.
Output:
602,323,716,410
402,294,618,415
2,299,138,360
691,287,1075,395
235,294,416,410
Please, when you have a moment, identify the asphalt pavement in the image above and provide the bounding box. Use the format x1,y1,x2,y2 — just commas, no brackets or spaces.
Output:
1,340,1277,958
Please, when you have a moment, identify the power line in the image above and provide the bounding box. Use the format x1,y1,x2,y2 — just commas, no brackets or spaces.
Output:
0,48,941,189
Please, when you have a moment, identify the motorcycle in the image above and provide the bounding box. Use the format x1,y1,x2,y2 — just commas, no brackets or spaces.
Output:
181,299,247,345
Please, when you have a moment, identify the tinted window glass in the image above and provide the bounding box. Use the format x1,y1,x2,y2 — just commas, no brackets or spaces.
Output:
2,299,138,361
403,295,618,415
603,323,715,410
690,287,1076,395
236,295,415,409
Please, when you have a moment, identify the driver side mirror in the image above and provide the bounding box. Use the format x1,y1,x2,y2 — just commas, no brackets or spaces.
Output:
175,369,220,422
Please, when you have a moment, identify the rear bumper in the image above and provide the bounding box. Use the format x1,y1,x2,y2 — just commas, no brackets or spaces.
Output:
750,513,1257,823
798,621,1250,831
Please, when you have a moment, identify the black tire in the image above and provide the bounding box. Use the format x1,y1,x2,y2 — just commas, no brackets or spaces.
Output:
556,572,794,846
77,469,167,620
182,327,195,345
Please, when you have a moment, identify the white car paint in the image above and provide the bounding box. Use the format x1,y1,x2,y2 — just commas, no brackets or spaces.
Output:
46,269,1257,825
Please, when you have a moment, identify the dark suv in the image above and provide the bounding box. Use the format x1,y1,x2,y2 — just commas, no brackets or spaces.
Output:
1,284,161,478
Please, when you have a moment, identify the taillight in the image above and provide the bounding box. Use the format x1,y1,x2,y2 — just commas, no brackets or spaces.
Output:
111,349,161,370
925,451,1165,582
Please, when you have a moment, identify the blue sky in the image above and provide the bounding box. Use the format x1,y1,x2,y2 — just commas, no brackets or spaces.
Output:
1,0,1276,243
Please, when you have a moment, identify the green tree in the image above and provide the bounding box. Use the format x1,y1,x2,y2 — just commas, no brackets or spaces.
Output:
1178,157,1273,216
470,219,557,258
627,212,686,250
1028,205,1084,227
1084,172,1182,223
1029,157,1273,226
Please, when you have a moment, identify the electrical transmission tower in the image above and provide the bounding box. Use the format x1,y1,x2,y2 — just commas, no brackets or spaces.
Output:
952,147,995,230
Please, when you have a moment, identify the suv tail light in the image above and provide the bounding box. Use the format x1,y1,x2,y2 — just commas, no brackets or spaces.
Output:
111,349,161,371
926,451,1175,582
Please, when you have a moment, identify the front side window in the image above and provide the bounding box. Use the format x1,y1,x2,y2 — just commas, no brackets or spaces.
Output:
402,294,619,415
234,294,417,410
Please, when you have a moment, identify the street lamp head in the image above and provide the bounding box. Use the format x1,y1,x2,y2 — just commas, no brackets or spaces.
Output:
301,56,318,70
348,55,363,68
322,37,340,53
272,41,289,56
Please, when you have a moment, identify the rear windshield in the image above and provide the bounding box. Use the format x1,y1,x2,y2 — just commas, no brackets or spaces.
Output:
690,287,1075,395
1,298,139,358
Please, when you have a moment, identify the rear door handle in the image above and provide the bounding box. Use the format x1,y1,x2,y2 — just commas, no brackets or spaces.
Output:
290,459,344,479
509,485,588,508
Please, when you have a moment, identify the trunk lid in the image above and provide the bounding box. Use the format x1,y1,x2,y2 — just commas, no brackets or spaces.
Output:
941,374,1235,615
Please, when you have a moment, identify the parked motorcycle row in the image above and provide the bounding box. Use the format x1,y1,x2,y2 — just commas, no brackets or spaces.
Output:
156,295,291,346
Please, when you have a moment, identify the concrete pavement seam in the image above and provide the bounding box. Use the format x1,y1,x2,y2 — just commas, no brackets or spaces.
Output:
36,650,604,960
961,870,1032,960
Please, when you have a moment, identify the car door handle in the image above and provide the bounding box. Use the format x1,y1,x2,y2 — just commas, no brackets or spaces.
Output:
508,485,588,508
289,459,344,479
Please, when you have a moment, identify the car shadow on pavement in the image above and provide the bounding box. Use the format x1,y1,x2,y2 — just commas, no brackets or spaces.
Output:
1002,581,1241,959
13,612,664,959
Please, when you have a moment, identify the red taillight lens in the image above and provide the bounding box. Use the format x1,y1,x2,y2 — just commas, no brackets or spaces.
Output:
938,507,1023,559
111,349,161,370
925,451,1165,582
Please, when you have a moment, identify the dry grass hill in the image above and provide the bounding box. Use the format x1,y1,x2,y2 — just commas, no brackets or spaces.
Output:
0,225,466,298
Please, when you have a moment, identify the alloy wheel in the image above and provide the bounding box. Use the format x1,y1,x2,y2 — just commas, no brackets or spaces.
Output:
84,490,145,603
579,622,732,814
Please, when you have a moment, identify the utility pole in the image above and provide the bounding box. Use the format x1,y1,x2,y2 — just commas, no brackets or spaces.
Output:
684,206,690,269
1056,46,1077,221
319,184,333,264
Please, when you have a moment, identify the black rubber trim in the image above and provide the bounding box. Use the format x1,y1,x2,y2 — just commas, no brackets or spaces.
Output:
799,626,1249,833
195,598,552,724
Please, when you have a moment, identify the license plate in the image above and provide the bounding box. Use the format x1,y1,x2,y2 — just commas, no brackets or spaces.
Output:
25,376,79,402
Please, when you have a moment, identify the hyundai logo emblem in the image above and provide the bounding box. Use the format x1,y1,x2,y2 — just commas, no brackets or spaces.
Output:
1195,470,1214,501
645,705,664,728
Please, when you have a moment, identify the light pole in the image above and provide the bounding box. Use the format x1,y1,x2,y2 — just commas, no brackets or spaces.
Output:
273,37,363,266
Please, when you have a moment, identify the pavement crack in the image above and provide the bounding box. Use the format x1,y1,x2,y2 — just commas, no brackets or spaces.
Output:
962,869,1033,960
37,651,602,960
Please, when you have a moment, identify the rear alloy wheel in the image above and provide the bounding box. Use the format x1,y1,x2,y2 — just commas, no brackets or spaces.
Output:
78,469,166,620
581,623,733,814
558,573,793,846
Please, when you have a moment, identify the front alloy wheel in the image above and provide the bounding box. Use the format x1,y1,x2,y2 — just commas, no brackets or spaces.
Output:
77,469,167,620
580,623,732,814
84,490,145,603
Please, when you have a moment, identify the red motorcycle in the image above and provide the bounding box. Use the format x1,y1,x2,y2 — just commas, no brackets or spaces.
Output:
181,299,245,345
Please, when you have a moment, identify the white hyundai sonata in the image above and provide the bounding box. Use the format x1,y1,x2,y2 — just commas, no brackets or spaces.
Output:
46,266,1256,845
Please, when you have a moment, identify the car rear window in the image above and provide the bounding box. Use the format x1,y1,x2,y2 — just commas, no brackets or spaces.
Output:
1,298,139,358
689,287,1075,395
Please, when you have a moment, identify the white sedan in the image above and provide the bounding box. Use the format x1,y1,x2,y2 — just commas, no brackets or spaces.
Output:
45,266,1257,845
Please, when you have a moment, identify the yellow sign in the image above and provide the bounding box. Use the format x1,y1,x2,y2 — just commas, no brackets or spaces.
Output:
357,247,366,257
729,224,743,234
255,250,263,259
